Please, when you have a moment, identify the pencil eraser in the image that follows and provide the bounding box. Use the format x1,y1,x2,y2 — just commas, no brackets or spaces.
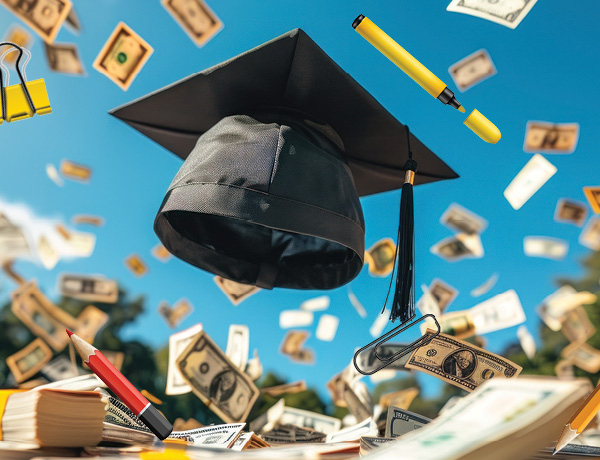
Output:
464,109,501,144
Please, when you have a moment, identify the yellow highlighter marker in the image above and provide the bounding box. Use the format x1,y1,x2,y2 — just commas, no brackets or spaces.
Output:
353,15,465,112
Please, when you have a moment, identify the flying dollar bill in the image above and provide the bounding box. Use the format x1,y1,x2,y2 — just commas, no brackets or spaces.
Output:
580,217,600,251
517,325,536,360
584,186,600,214
60,160,91,183
0,0,72,42
158,299,193,329
385,406,431,438
279,406,341,435
176,330,259,423
0,213,30,262
406,330,522,391
561,306,596,344
166,323,203,395
448,49,496,92
59,274,118,303
504,154,557,210
523,121,579,154
365,238,396,277
379,388,420,410
74,305,109,344
470,273,499,298
2,25,32,64
446,0,538,29
44,42,85,75
261,380,306,397
562,342,600,374
5,338,53,383
554,199,588,227
225,324,249,371
429,278,459,313
162,0,223,47
214,276,260,305
279,330,314,364
524,236,568,260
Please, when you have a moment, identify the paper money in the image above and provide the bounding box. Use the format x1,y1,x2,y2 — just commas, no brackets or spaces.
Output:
440,203,487,235
60,160,91,183
300,296,330,312
406,330,522,391
417,284,441,317
385,406,430,438
214,276,260,305
470,273,499,297
158,298,193,328
379,388,420,410
71,215,104,227
316,314,339,342
11,281,78,351
45,164,65,187
93,22,153,90
64,6,80,33
74,305,109,344
524,121,579,154
366,238,396,276
431,233,482,262
55,226,96,258
261,424,326,443
562,342,600,374
5,338,53,383
279,330,314,364
555,360,574,379
370,310,390,338
169,423,245,447
360,436,394,455
561,306,596,343
469,290,526,335
2,25,32,64
446,0,538,29
162,0,223,47
448,49,496,92
0,213,30,262
536,286,596,331
325,417,377,443
40,355,79,381
420,309,475,339
504,154,557,210
225,325,249,371
580,217,600,250
348,287,367,318
249,398,284,433
279,310,313,328
584,186,600,214
554,199,588,226
279,406,342,435
151,243,171,262
524,236,568,260
517,325,536,360
59,274,118,303
343,381,372,422
176,330,260,423
166,323,203,395
326,363,360,407
0,0,72,42
429,279,458,313
244,349,262,381
230,431,270,450
355,343,413,374
44,42,85,75
124,254,148,277
261,380,306,397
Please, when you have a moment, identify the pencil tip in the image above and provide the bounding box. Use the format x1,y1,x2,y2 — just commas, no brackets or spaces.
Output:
552,449,557,455
66,329,73,337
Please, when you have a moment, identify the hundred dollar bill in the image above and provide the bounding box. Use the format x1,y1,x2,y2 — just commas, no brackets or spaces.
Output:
326,417,377,443
2,25,32,64
158,298,193,328
261,380,306,397
517,325,536,360
279,406,342,435
59,274,118,303
366,238,396,277
166,323,203,395
406,330,522,391
169,423,245,447
429,278,458,313
0,0,72,43
176,330,259,423
385,406,430,438
360,436,394,455
214,276,260,305
504,154,557,210
584,186,600,214
74,305,109,344
44,42,85,75
101,393,156,445
162,0,223,47
93,22,153,90
470,273,498,298
225,324,249,371
244,349,262,381
524,236,568,260
60,160,91,182
554,199,588,227
561,306,596,344
124,254,148,277
524,121,579,154
448,49,496,92
562,342,600,374
5,338,53,383
11,281,78,351
249,398,284,433
41,355,79,381
446,0,538,29
0,213,30,262
580,217,600,251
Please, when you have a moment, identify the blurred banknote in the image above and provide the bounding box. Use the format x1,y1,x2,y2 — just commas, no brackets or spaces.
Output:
124,254,148,277
249,398,284,433
176,330,259,423
225,324,249,371
37,235,59,270
517,325,536,360
11,281,78,351
469,290,526,335
93,22,153,90
315,314,339,342
64,6,80,33
5,338,53,383
348,287,367,318
45,164,64,187
279,310,313,328
561,306,595,344
59,274,118,303
370,310,390,337
41,356,79,382
151,243,171,262
166,323,203,395
440,203,487,235
366,238,396,277
158,298,193,328
536,285,596,331
562,342,600,374
470,273,498,297
379,388,420,410
261,380,306,397
60,160,91,183
417,284,441,317
169,423,245,447
421,309,475,339
446,0,538,29
524,121,579,154
300,296,330,312
431,233,483,262
584,186,600,214
406,330,522,391
261,424,326,444
524,236,568,260
74,305,109,344
554,199,587,226
0,0,72,42
580,217,600,250
385,406,430,438
325,417,377,442
448,49,496,92
55,225,96,258
244,349,262,381
429,278,458,313
162,0,223,47
280,330,314,364
343,380,372,422
2,25,32,63
504,154,556,210
214,276,260,305
279,406,341,434
44,42,85,75
72,215,104,227
0,213,30,262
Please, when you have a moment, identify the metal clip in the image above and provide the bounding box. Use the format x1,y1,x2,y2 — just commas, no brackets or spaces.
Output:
0,42,37,122
353,314,441,375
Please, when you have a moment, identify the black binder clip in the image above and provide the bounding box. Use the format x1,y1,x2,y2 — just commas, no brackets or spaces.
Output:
353,314,440,375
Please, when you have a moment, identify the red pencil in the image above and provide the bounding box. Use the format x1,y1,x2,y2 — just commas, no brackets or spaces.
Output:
66,329,172,440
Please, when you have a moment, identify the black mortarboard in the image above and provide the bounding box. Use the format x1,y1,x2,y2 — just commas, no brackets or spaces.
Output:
110,29,457,291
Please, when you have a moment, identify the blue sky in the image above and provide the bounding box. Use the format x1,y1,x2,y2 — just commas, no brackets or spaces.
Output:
1,0,599,402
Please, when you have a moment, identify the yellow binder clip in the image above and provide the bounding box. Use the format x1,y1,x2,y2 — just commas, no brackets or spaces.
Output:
0,42,51,125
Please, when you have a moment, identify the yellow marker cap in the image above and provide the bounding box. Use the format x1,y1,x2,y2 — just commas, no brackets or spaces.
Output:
464,109,501,144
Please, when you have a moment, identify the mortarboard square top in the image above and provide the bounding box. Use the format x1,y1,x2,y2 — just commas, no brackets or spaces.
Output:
111,29,457,291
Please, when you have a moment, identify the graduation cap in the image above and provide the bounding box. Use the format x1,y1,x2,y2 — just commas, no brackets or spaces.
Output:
111,28,457,295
